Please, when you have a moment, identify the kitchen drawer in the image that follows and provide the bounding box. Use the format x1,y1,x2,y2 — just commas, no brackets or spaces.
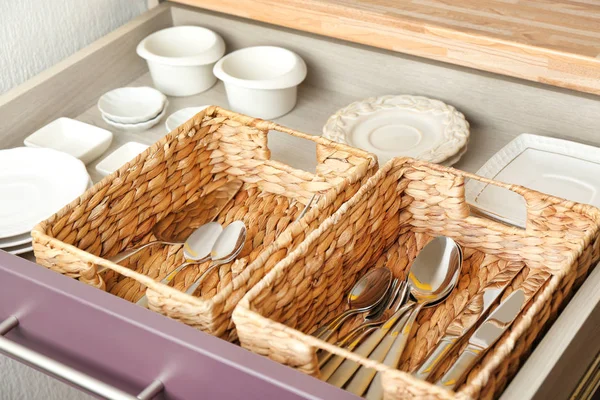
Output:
1,2,600,399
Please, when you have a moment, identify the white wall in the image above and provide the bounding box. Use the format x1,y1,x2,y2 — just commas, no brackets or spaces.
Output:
0,0,147,93
0,1,147,398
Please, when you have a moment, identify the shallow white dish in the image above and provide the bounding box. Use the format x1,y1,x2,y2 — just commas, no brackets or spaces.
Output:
322,95,470,166
0,232,32,248
95,142,150,176
1,242,34,256
98,87,166,124
165,106,209,132
102,101,168,132
0,147,89,238
137,26,225,97
213,46,307,119
466,133,600,228
24,118,113,165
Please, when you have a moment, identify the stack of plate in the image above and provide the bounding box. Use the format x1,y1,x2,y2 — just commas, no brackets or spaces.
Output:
322,95,470,167
0,148,90,255
98,87,168,133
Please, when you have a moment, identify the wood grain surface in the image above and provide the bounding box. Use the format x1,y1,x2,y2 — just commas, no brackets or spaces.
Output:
171,0,600,97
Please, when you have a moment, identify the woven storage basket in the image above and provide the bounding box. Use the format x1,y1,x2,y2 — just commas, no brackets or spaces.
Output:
233,158,600,399
32,106,377,342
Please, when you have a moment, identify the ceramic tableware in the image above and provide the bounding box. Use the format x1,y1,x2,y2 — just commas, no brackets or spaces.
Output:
313,268,393,342
137,26,225,96
165,106,209,132
466,133,600,228
213,46,307,119
95,142,149,177
24,118,113,165
98,87,166,124
101,101,168,133
185,220,247,296
322,95,470,166
0,147,89,238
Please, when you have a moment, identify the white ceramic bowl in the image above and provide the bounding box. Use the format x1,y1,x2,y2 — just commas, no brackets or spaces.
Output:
95,142,150,177
213,46,307,119
102,101,168,133
24,118,113,164
137,26,225,97
165,106,209,132
98,87,166,124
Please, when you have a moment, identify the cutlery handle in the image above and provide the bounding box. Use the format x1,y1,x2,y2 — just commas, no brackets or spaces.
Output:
313,309,361,342
135,261,196,308
185,262,219,295
326,302,414,387
320,326,377,381
365,302,424,400
412,335,459,381
346,310,412,396
436,345,480,390
107,241,160,264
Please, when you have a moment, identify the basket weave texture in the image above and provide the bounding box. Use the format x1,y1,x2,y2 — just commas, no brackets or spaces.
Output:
233,158,600,399
31,107,377,341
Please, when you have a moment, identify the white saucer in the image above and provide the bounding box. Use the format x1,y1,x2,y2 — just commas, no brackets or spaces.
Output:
0,147,90,238
323,95,470,165
98,86,166,124
2,242,34,255
0,232,32,248
165,106,209,132
102,101,168,133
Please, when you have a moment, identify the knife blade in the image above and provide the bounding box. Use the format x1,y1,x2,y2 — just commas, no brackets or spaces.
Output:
412,263,524,381
436,288,526,390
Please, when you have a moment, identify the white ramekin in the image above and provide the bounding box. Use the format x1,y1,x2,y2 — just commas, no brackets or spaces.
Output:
213,46,307,119
137,26,225,97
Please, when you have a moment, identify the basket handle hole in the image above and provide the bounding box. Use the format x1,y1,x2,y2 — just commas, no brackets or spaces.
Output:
267,130,318,174
465,178,527,229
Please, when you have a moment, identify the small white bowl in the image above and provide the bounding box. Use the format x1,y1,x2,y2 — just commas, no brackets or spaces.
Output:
165,106,209,132
102,101,168,133
137,26,225,97
95,142,149,176
24,118,113,165
213,46,307,119
98,87,166,124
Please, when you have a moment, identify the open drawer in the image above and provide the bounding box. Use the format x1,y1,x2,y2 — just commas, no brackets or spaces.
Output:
1,2,600,399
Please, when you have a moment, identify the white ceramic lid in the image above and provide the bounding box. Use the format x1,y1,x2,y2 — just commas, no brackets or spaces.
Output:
0,147,89,237
322,95,470,165
98,87,166,124
137,26,225,66
213,46,307,90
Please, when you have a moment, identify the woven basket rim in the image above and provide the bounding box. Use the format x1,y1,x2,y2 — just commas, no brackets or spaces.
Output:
233,157,600,397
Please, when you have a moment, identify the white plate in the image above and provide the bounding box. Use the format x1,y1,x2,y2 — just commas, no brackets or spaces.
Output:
322,95,470,165
24,118,113,164
98,86,166,124
102,101,168,132
466,134,600,228
0,232,31,248
165,106,209,132
1,242,34,255
0,147,89,238
95,142,150,177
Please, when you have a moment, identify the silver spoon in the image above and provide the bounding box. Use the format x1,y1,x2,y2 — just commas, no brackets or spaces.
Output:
313,268,392,343
136,222,223,308
185,220,247,296
106,179,243,265
326,236,461,390
358,237,463,399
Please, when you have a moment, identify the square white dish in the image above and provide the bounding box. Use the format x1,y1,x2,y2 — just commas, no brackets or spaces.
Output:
95,142,149,176
24,117,113,164
465,133,600,227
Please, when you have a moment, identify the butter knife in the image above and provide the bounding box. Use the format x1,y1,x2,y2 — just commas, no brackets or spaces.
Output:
412,263,524,381
436,288,526,390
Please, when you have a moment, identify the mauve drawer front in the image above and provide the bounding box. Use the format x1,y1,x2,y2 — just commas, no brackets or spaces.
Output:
0,251,357,400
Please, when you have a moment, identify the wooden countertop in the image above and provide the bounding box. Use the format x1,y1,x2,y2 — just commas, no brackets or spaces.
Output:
171,0,600,97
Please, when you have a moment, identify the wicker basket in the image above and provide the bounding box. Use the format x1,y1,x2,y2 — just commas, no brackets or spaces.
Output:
32,106,377,341
233,158,600,399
